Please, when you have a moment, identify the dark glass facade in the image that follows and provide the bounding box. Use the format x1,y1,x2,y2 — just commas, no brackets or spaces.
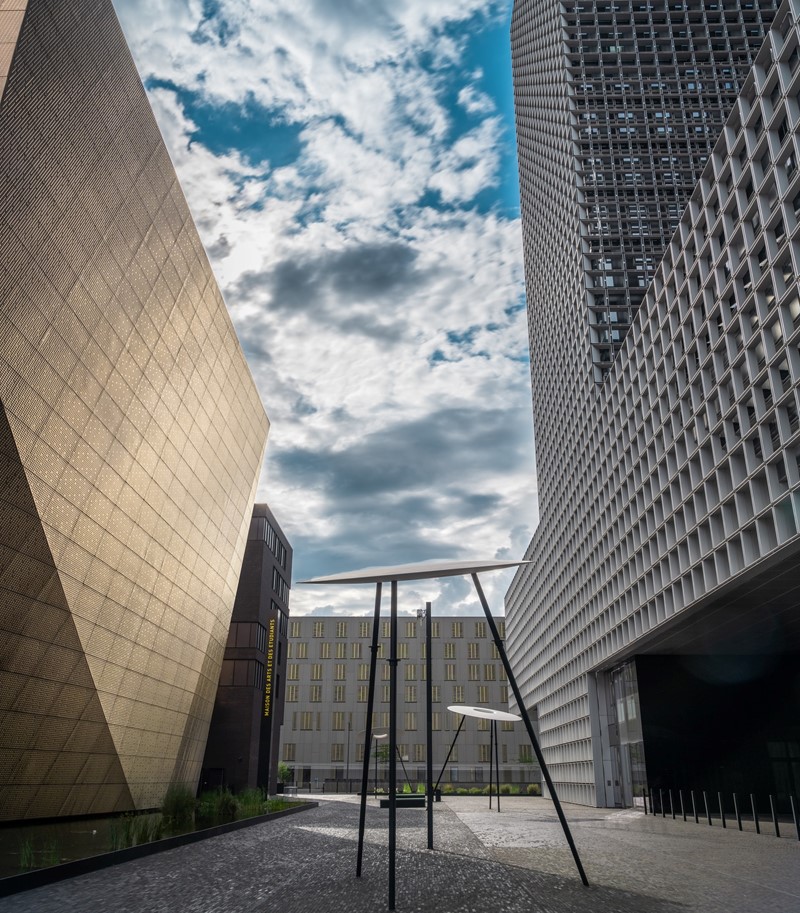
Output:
201,505,292,795
0,0,268,819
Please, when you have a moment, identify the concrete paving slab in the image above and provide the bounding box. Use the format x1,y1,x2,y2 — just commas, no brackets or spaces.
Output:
1,796,797,913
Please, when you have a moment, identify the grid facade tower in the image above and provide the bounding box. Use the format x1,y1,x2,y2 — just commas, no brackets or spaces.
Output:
507,0,800,807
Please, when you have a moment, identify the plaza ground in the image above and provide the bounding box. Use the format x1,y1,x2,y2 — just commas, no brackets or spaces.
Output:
3,795,798,912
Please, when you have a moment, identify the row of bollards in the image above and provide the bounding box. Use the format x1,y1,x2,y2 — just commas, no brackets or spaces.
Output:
642,788,800,840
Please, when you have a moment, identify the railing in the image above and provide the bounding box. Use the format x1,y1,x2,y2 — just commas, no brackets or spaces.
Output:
642,787,799,840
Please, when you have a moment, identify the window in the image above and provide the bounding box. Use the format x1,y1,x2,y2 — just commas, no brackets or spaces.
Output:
320,643,331,659
300,712,314,730
502,720,514,732
359,621,371,638
336,621,348,638
283,743,295,761
498,621,505,638
333,685,346,702
332,711,345,730
290,621,301,638
382,621,391,637
405,712,417,731
477,685,489,703
335,663,347,680
468,643,479,659
479,745,491,763
451,622,463,638
310,685,322,702
405,620,416,638
431,685,440,703
287,664,299,680
478,718,489,731
491,643,500,659
286,642,293,659
331,744,344,762
444,643,456,659
356,745,365,762
453,685,464,702
519,745,532,763
336,643,347,659
358,663,370,681
311,664,322,680
382,664,390,680
398,643,408,659
500,686,508,704
431,712,441,731
358,685,369,702
474,622,486,638
313,621,325,638
445,664,456,681
286,685,298,702
297,642,308,659
382,685,390,703
405,664,417,680
414,744,425,762
405,685,417,702
351,642,362,659
431,622,439,638
484,664,496,681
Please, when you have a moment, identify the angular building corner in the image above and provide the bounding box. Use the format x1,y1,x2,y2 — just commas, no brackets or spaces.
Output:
0,0,268,820
507,0,800,807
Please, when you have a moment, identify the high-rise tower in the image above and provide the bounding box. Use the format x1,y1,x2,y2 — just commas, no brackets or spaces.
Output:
507,0,800,807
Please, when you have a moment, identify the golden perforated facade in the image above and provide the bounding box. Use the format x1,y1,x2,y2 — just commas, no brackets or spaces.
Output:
0,0,269,820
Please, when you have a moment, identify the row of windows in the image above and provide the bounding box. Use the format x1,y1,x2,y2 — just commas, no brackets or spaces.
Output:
286,640,503,661
218,658,264,689
288,619,506,640
284,683,508,705
282,742,531,764
249,516,289,569
284,662,506,683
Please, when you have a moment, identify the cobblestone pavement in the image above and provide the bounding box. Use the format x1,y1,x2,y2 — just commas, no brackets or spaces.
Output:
3,795,798,913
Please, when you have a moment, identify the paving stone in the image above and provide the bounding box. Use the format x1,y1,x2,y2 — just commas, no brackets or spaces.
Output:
2,796,798,913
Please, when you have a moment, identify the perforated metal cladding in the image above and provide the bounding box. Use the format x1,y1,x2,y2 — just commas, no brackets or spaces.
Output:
0,0,268,819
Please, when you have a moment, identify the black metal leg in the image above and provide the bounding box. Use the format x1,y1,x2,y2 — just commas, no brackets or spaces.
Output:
389,580,398,910
356,583,382,877
494,719,501,813
471,573,589,886
489,715,494,810
426,602,433,849
434,715,465,793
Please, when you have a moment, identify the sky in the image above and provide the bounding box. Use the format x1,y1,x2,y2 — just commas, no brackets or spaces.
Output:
114,0,537,617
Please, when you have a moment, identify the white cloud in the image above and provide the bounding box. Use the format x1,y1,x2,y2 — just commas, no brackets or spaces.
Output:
114,0,535,615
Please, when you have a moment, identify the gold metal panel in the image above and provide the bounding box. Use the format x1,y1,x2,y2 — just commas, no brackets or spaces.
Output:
0,0,268,819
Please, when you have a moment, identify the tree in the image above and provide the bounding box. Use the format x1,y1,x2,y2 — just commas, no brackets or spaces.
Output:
277,762,294,784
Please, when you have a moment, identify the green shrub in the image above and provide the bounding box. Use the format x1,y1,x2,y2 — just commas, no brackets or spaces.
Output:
214,789,239,820
237,788,266,818
162,783,196,828
416,783,425,794
481,784,492,795
277,762,294,784
526,783,542,796
402,782,411,794
18,838,35,871
500,784,514,795
441,783,455,795
455,788,469,795
469,787,483,795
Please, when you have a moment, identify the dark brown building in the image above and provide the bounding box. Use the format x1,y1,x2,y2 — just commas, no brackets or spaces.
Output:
201,505,291,795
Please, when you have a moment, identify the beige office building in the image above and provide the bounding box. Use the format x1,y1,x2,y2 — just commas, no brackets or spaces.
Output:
279,615,540,791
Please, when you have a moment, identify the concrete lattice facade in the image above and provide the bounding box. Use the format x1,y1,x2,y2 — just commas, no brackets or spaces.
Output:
0,0,268,819
279,616,541,791
507,0,800,806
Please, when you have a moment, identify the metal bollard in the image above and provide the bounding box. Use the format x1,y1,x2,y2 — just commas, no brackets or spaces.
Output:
790,796,799,841
770,795,780,838
669,789,675,819
660,788,665,818
733,793,742,831
679,789,686,822
703,791,712,825
691,790,698,824
718,792,726,828
644,790,649,815
751,794,760,835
